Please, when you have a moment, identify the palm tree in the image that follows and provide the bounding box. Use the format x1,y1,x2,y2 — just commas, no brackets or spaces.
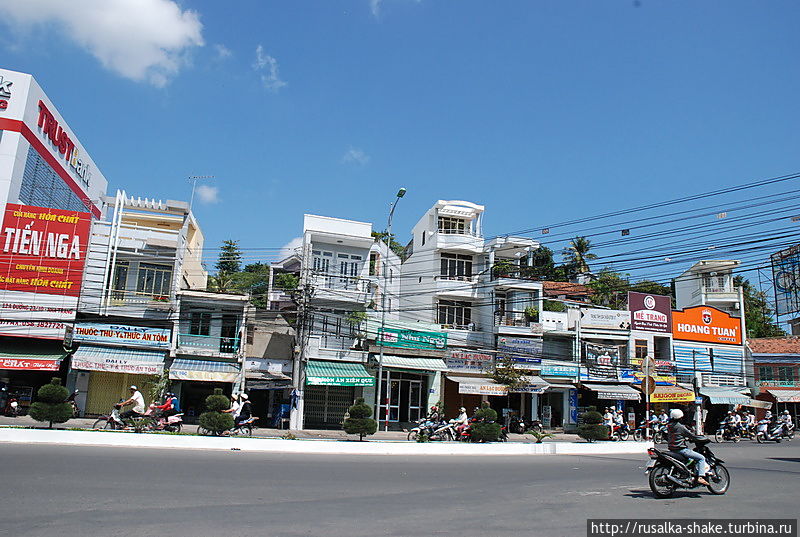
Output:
563,236,597,274
207,272,235,293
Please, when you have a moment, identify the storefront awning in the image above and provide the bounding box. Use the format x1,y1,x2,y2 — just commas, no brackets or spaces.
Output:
0,347,67,371
306,360,374,387
649,385,696,403
72,345,165,375
447,375,507,396
747,399,773,409
698,387,751,405
582,382,641,401
517,375,552,394
169,358,239,383
380,355,447,372
766,389,800,403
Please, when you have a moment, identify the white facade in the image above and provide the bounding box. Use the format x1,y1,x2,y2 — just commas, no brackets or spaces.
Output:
674,260,742,317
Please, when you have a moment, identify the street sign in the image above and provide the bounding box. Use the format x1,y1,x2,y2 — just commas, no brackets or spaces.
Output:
643,376,656,395
641,356,656,375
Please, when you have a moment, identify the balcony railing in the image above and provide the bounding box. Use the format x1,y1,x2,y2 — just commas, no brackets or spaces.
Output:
108,290,171,306
309,273,371,293
491,265,540,281
440,323,477,331
178,333,240,354
692,285,739,299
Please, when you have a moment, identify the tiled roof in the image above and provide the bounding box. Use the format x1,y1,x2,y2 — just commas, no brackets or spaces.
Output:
543,281,590,297
749,337,800,354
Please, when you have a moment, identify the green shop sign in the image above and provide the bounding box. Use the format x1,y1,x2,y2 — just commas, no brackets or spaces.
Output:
377,328,447,350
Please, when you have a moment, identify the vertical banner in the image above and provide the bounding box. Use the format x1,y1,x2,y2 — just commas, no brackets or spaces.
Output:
0,204,91,338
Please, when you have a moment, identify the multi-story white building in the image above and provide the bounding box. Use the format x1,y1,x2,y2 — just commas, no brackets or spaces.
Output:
292,214,400,430
675,260,743,318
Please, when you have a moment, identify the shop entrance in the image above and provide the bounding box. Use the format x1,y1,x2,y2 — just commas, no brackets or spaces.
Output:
539,391,564,428
379,371,425,423
305,385,356,429
84,371,157,415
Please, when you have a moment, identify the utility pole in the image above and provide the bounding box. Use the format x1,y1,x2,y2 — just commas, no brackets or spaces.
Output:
290,279,314,431
375,187,406,429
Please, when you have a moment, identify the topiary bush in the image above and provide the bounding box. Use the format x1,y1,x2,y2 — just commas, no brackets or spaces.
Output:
577,406,608,443
342,397,377,441
29,377,72,429
471,402,501,442
199,388,234,436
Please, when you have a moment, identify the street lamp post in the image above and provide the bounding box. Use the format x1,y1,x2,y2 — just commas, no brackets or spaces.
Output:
375,188,406,431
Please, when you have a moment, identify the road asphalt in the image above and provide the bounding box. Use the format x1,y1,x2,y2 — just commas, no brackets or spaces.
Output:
0,440,797,537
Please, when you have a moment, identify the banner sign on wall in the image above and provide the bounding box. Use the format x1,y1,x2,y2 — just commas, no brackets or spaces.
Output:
0,204,91,339
583,343,621,381
541,364,580,378
74,323,171,348
446,350,493,372
672,306,742,345
580,309,631,330
771,244,800,316
378,327,447,350
497,336,543,364
628,292,672,333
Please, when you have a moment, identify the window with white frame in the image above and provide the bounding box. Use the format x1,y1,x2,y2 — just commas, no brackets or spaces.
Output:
438,300,473,328
312,250,333,274
440,253,473,280
136,263,172,297
437,216,468,234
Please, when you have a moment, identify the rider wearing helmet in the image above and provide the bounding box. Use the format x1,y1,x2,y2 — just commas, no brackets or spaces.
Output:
667,408,710,486
235,393,253,427
779,410,793,436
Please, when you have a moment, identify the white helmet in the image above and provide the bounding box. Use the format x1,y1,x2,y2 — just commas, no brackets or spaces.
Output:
784,410,790,415
669,409,684,420
240,393,249,400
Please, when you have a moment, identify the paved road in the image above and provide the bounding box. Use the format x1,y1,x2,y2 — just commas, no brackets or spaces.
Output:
0,441,796,537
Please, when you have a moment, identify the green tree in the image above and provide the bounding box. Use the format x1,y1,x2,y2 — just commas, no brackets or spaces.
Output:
577,407,608,443
563,236,598,275
492,355,525,391
371,231,406,258
274,272,299,290
199,388,234,436
29,377,72,429
207,272,236,293
216,240,242,275
342,397,378,441
522,246,564,280
630,279,672,299
231,262,272,308
588,269,630,309
735,276,785,338
470,402,502,442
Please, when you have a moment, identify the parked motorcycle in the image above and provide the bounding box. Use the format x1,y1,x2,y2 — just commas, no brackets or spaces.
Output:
508,415,543,434
646,437,730,498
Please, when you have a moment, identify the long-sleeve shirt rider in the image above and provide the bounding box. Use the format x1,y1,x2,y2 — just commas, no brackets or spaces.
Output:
667,421,703,451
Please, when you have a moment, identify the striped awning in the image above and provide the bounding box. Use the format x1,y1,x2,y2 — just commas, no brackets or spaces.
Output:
582,382,641,401
306,360,374,387
380,355,447,372
766,389,800,403
72,345,165,375
0,346,67,371
169,358,239,382
698,386,750,405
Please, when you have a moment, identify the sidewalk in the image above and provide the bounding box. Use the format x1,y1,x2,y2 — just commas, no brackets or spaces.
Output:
0,415,583,442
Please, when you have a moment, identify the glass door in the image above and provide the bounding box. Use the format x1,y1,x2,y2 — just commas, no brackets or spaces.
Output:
379,371,401,422
408,380,423,422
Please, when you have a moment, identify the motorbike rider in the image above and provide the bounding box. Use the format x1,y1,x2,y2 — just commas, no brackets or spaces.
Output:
745,410,756,431
222,393,241,419
235,394,253,427
667,408,710,486
153,392,178,422
453,407,469,435
778,410,794,436
602,407,614,436
119,385,146,421
731,410,743,435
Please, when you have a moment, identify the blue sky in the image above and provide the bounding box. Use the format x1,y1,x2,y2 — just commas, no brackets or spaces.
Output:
1,0,798,280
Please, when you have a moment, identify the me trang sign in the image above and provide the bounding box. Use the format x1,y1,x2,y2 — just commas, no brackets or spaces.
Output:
0,204,90,297
497,336,542,364
580,309,631,330
74,323,171,348
378,327,447,350
672,306,742,345
446,350,493,372
628,292,672,333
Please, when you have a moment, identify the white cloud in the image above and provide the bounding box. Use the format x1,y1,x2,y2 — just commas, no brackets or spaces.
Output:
0,0,204,87
195,185,219,204
341,147,370,166
277,237,303,263
214,43,232,59
370,0,383,17
253,44,286,91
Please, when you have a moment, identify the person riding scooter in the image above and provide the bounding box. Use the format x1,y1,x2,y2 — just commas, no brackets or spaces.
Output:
667,408,710,487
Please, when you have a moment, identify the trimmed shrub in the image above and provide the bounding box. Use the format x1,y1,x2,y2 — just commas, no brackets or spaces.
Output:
471,402,501,442
29,377,72,429
342,398,377,441
577,406,608,442
199,388,234,435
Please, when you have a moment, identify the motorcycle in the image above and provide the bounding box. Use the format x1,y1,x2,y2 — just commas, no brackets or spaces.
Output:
143,404,184,433
715,422,740,443
408,418,449,441
508,415,543,434
198,416,258,437
3,397,21,417
458,419,509,443
609,422,630,442
646,437,730,498
92,404,126,430
755,419,784,443
633,421,662,442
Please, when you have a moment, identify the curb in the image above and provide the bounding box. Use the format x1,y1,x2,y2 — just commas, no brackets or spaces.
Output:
0,428,653,456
